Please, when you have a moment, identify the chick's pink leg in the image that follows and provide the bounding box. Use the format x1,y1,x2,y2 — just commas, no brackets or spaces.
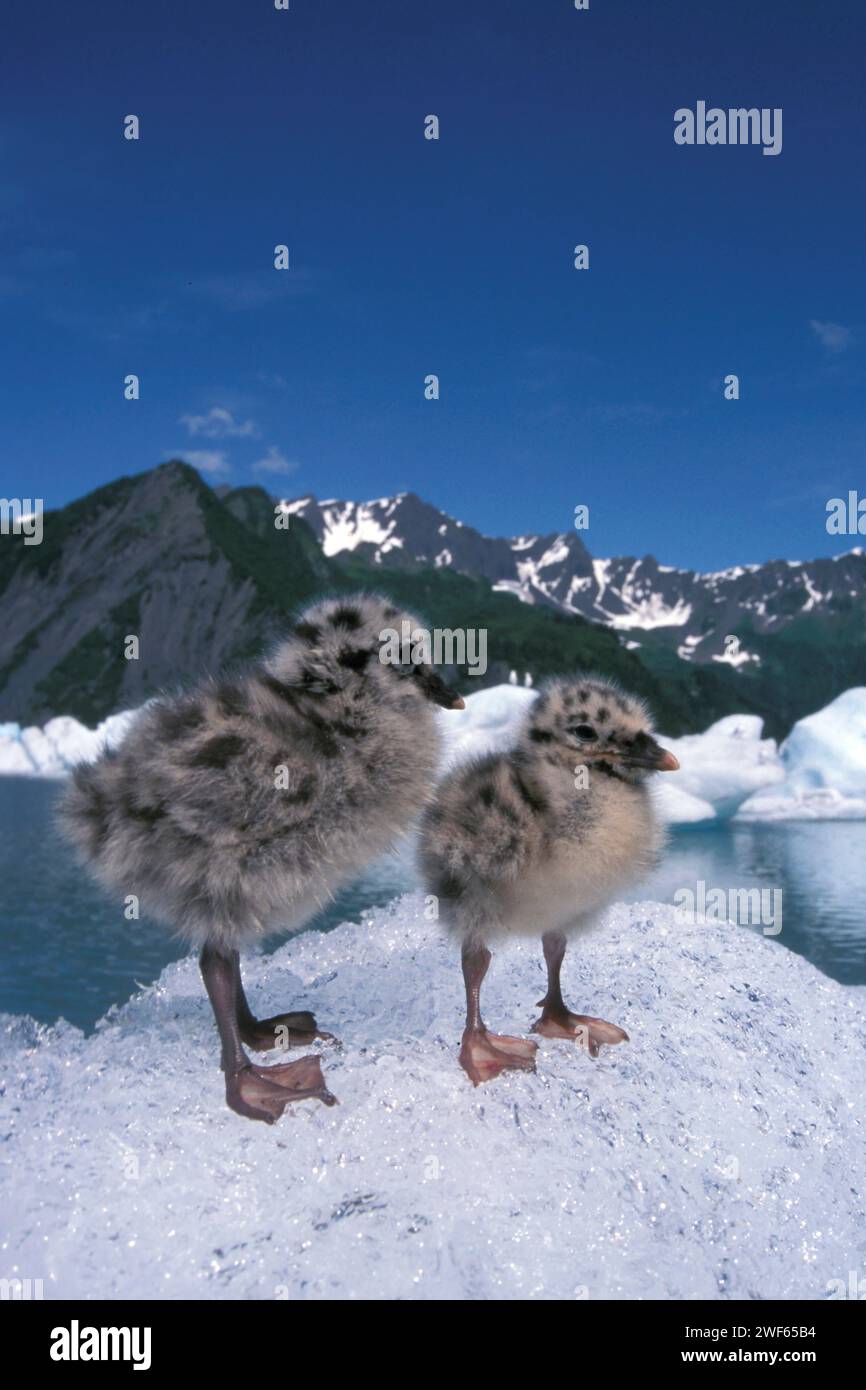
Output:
232,951,338,1052
200,945,337,1123
531,930,629,1057
459,940,537,1085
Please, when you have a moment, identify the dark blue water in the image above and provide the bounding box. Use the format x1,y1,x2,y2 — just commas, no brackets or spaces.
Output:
1,777,864,1030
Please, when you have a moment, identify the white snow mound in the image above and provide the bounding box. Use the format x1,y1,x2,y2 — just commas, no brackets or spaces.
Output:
1,897,864,1300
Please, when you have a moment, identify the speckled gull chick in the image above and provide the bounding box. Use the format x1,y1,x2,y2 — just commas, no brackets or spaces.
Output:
60,593,464,1123
419,676,679,1084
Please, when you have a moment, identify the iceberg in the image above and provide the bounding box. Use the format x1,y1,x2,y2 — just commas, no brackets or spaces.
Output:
4,684,866,824
655,714,784,825
1,896,863,1300
738,689,866,821
438,682,536,770
0,710,136,777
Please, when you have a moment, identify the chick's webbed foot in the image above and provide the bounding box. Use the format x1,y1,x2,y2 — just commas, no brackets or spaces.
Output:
531,1007,629,1057
459,1028,538,1086
226,1056,338,1124
239,1010,338,1053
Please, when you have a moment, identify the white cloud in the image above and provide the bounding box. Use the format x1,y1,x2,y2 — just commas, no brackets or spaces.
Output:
184,449,231,476
810,320,853,354
179,406,258,439
252,446,297,477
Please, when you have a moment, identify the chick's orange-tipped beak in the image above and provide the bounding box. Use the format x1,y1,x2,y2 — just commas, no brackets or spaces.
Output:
415,666,466,709
655,748,680,772
611,736,680,771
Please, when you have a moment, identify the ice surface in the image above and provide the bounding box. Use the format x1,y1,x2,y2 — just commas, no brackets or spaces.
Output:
739,688,866,821
1,896,864,1300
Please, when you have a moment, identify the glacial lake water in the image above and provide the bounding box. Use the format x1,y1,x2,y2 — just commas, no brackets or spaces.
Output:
1,776,864,1030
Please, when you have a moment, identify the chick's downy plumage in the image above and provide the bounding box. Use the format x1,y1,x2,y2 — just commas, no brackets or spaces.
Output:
61,592,462,1123
419,675,679,1085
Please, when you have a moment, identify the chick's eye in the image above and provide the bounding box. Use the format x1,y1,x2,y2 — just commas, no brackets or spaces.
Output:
571,723,596,740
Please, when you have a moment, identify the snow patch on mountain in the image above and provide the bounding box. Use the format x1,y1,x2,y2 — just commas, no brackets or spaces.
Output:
605,595,693,631
712,645,760,669
316,501,404,557
491,579,535,605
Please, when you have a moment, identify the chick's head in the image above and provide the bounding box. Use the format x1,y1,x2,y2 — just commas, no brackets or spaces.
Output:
270,593,465,710
525,676,679,783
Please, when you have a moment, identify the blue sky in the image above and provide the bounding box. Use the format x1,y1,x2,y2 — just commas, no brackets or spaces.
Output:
2,0,864,570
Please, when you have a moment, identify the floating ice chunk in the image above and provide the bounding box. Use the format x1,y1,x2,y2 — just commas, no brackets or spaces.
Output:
1,896,863,1300
658,714,784,822
738,788,866,821
20,724,71,777
652,780,717,825
0,724,35,775
739,688,866,820
777,690,866,795
0,709,139,777
438,683,535,770
41,715,104,767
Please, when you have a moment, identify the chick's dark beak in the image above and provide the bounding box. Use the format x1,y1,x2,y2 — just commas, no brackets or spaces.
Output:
416,667,465,709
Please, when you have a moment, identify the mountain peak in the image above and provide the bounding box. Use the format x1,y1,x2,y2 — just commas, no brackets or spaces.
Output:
281,487,866,675
284,490,594,582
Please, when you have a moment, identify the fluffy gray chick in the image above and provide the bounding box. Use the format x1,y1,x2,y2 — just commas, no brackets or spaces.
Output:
61,593,464,1122
419,676,679,1085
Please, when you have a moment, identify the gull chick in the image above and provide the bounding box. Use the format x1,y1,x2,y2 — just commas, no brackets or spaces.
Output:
419,676,679,1084
61,594,464,1123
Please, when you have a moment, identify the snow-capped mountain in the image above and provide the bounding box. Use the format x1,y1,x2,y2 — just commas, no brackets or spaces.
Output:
284,491,866,666
282,490,593,586
3,462,864,739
